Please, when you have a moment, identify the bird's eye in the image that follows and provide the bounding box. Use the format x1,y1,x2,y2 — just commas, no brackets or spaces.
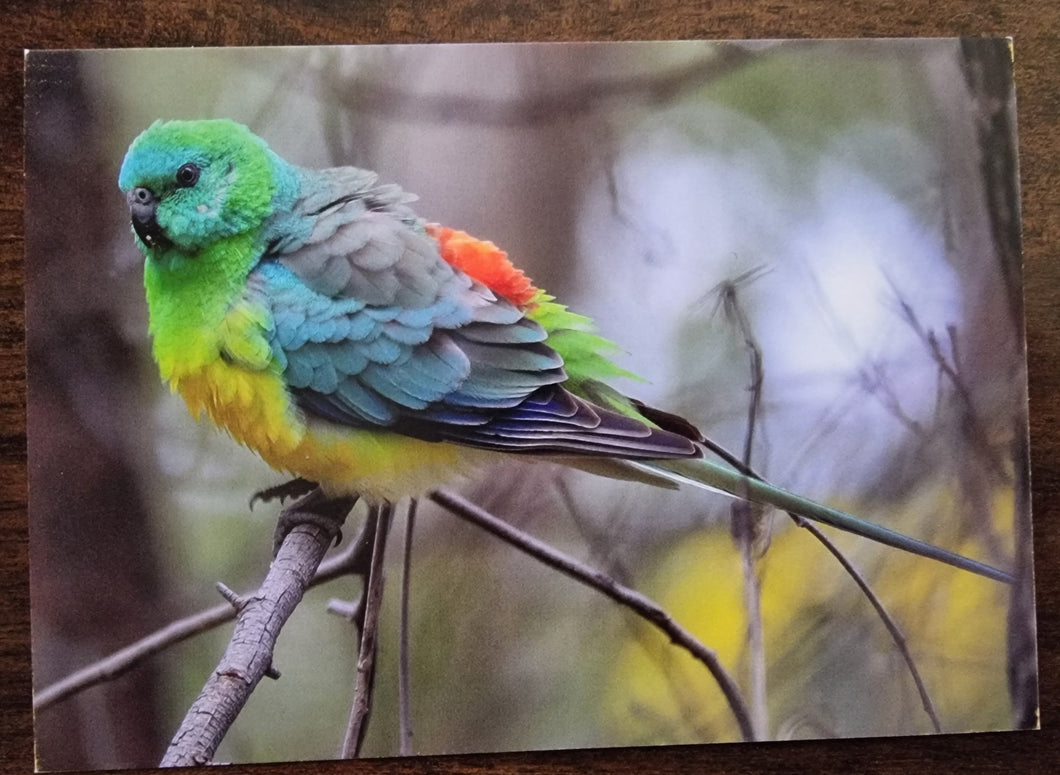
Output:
175,163,200,188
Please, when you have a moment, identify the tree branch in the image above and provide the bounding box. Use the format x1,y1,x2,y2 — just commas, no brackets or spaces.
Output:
33,499,370,714
159,490,354,767
714,268,771,739
34,602,234,714
398,499,418,755
325,44,757,128
340,503,392,758
428,488,757,742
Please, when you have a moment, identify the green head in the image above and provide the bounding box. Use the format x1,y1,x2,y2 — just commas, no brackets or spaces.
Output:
118,119,281,253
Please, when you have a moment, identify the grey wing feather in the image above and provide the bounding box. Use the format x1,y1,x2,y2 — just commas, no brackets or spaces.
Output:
249,164,699,461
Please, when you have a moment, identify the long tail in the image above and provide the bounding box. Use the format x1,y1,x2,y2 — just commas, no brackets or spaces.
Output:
633,457,1014,585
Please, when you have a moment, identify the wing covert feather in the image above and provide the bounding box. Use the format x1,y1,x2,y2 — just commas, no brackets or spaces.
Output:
244,167,699,462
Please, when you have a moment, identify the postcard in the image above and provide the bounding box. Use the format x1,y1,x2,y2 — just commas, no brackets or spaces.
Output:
24,38,1034,770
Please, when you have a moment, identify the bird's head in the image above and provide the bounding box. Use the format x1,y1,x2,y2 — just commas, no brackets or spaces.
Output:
118,119,278,253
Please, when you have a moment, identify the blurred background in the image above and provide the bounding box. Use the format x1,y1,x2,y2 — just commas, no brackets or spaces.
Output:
25,39,1033,769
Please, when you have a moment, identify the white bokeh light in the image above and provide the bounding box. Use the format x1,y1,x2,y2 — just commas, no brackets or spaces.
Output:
578,112,963,494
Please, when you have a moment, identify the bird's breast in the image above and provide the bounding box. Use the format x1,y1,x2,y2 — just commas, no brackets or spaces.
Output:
171,357,485,501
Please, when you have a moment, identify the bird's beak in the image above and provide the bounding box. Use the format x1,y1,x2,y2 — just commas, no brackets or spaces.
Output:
127,186,171,249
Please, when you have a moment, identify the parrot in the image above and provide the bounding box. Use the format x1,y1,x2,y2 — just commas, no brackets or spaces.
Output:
117,118,1012,585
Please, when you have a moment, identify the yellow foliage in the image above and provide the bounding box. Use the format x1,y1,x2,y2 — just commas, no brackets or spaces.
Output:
603,484,1014,743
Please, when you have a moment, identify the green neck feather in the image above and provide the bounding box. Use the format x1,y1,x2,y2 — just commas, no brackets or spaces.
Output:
144,231,260,380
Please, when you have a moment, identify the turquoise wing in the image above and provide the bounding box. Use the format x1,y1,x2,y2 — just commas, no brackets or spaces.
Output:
245,165,699,459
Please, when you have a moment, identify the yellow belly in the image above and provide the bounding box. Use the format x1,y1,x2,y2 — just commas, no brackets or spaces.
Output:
172,359,486,501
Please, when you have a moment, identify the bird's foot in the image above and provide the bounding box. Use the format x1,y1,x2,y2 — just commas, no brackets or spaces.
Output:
250,477,319,509
273,487,357,557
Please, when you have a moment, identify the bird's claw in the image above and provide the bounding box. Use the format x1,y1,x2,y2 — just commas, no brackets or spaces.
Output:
272,489,356,557
250,477,319,509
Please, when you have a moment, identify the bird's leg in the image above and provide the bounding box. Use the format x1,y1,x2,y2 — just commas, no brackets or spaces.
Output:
272,487,357,557
250,477,319,509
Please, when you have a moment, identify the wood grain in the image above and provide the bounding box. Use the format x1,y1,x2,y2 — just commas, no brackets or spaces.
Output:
3,1,1058,772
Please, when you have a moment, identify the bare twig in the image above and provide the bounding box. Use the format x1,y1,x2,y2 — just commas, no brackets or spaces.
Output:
790,516,943,733
715,270,771,739
34,505,371,713
856,359,928,439
34,601,235,713
698,438,943,732
326,45,757,128
398,499,418,755
556,478,722,736
428,488,757,742
341,504,393,758
890,287,1009,485
710,268,768,467
159,490,355,767
736,523,768,739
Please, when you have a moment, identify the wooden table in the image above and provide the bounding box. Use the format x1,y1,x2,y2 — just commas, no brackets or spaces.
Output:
2,2,1057,773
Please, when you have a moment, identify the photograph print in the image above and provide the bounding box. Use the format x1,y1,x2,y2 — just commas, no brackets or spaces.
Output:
24,38,1035,770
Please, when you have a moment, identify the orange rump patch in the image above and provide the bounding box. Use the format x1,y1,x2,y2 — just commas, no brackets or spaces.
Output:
426,224,538,308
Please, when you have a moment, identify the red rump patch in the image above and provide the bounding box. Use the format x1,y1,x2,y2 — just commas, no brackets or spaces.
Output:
426,224,538,308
